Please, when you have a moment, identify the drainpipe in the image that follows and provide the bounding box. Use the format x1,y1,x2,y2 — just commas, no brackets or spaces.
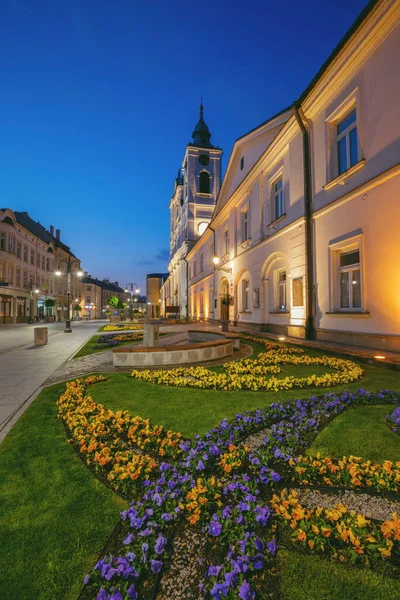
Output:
293,102,314,340
208,225,216,322
182,256,189,323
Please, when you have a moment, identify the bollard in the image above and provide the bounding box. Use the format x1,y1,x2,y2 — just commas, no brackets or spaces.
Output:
34,326,48,346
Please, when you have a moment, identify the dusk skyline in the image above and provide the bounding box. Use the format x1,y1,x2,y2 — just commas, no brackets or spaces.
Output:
0,0,367,291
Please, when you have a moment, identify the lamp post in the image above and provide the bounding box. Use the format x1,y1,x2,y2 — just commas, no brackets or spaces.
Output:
55,258,83,333
28,281,40,324
125,283,139,320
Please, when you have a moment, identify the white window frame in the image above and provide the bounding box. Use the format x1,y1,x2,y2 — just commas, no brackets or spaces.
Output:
242,278,250,312
329,234,365,312
224,227,229,255
273,177,284,221
325,88,364,188
336,109,358,175
200,252,204,273
241,206,250,242
8,235,14,253
277,270,287,311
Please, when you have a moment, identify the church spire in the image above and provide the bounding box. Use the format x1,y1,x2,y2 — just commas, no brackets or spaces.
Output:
191,99,214,148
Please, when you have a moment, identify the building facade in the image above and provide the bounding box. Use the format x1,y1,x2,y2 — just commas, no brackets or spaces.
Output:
0,209,82,323
147,273,168,318
80,275,126,319
186,0,400,351
166,103,223,317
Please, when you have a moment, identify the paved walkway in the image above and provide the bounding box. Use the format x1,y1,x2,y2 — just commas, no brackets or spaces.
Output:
0,320,106,443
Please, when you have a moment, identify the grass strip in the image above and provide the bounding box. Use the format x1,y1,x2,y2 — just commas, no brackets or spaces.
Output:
0,381,127,600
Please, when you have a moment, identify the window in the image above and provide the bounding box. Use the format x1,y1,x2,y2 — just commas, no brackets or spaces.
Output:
194,260,197,277
30,249,35,265
200,291,204,313
0,232,5,250
23,245,28,261
338,249,361,309
242,279,250,311
86,296,91,304
200,253,204,273
8,235,14,253
242,209,250,242
278,271,287,310
42,257,45,270
16,242,21,258
199,171,210,194
86,285,92,291
23,270,28,288
16,268,20,286
240,157,244,170
46,258,50,271
37,252,40,267
0,263,3,280
336,109,358,175
224,228,229,254
8,265,14,284
273,178,284,220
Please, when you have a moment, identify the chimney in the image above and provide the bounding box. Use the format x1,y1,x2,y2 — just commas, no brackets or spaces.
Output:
114,281,119,287
56,228,60,240
50,225,54,236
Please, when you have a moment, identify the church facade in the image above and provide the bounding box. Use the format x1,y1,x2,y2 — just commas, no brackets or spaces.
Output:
165,104,222,317
185,0,400,352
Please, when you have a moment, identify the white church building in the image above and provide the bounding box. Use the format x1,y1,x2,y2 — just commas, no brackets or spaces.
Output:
164,103,222,318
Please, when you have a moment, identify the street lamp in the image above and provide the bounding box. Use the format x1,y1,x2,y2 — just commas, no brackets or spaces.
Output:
28,281,41,324
55,258,83,333
125,282,139,319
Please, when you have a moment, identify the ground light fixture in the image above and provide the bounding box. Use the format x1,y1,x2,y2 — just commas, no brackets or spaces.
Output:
213,256,220,265
374,355,386,360
278,336,286,341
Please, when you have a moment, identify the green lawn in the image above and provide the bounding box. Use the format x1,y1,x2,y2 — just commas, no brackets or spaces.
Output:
307,403,400,463
0,382,127,600
89,349,400,437
73,334,143,358
279,549,399,600
2,339,400,599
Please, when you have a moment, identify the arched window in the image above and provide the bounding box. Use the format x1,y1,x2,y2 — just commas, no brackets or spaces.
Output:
199,171,210,194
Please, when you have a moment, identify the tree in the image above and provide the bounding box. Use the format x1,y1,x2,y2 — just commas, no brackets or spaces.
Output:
73,305,82,312
108,296,127,313
44,298,55,316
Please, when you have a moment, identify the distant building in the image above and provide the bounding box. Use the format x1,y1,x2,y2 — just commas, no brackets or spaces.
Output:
146,273,168,318
81,274,125,319
0,209,81,323
165,103,223,317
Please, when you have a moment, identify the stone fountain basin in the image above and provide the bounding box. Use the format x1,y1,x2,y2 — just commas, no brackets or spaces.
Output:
112,339,233,367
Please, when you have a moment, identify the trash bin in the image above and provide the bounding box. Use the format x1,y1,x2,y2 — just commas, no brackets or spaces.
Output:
34,326,48,346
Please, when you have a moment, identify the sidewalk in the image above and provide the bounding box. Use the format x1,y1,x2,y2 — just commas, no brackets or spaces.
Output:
0,321,102,443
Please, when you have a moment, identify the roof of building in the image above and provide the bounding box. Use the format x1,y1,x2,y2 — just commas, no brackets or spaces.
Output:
82,275,124,293
146,272,169,282
13,211,78,258
234,0,380,144
189,101,215,149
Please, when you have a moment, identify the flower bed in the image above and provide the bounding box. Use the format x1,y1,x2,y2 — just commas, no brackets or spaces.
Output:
131,336,363,392
57,377,182,496
287,454,400,493
272,488,400,565
387,407,400,434
103,324,144,332
72,381,400,599
95,332,144,350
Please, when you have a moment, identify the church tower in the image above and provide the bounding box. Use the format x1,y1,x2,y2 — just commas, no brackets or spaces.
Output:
167,102,223,317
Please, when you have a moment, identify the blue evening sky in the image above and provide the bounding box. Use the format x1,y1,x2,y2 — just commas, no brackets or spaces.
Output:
0,0,367,291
